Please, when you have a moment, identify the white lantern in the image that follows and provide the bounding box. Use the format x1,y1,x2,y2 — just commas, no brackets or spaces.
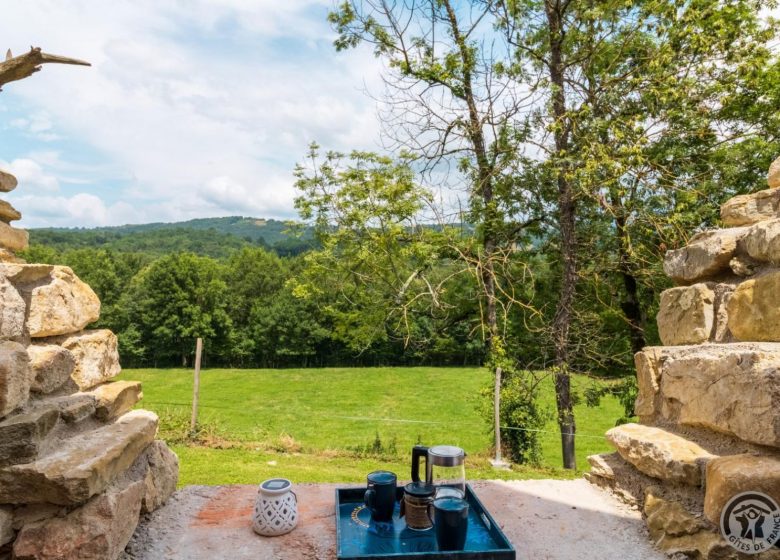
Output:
252,478,298,536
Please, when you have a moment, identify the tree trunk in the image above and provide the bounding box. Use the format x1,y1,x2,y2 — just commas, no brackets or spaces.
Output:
443,0,503,463
442,0,497,348
619,260,645,354
545,0,577,470
553,185,577,470
610,194,645,355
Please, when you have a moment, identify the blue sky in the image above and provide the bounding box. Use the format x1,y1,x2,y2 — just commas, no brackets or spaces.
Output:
0,1,384,228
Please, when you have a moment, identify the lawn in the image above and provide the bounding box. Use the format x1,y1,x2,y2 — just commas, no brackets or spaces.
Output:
118,367,625,486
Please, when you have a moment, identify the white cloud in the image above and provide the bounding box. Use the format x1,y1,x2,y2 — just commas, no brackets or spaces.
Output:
0,0,384,227
9,193,142,228
197,174,297,216
9,112,59,141
0,159,60,193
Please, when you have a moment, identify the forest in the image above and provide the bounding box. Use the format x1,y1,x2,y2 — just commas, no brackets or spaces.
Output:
23,229,487,369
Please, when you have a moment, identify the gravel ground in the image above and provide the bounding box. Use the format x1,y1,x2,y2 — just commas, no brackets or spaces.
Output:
121,480,666,560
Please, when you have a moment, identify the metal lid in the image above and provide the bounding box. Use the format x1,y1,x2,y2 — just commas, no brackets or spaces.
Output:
428,445,466,467
404,481,435,498
259,478,292,495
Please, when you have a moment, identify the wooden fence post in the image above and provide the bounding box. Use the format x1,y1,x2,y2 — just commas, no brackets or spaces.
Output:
491,366,510,469
190,337,203,435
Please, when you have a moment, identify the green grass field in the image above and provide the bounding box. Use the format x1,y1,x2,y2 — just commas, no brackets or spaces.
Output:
118,367,624,486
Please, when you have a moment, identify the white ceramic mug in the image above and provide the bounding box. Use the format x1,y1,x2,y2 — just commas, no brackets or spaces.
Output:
252,478,298,536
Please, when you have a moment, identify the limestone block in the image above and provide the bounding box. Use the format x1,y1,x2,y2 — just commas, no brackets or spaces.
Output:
729,253,761,277
0,263,55,284
722,187,780,227
49,393,97,423
770,156,780,189
0,341,31,418
0,263,101,337
141,440,179,514
657,283,714,345
663,228,746,284
0,410,158,504
45,330,120,390
28,268,100,337
658,343,780,447
0,248,24,264
0,222,27,252
606,423,714,485
0,200,20,224
587,453,616,480
11,504,65,531
89,381,142,421
743,218,780,264
0,170,17,193
0,276,25,339
27,344,75,394
727,271,780,342
704,454,780,525
712,283,735,343
645,488,709,539
0,405,59,467
634,348,662,418
13,478,144,560
644,488,733,559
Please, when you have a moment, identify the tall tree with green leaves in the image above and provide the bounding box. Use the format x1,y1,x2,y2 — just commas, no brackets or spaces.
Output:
495,0,779,467
329,0,543,464
121,253,232,367
292,147,448,354
223,247,288,365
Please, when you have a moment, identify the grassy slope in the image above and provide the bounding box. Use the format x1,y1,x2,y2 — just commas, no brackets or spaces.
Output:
119,367,623,486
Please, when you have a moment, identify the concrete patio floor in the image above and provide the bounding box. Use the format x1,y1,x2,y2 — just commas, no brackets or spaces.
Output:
121,480,666,560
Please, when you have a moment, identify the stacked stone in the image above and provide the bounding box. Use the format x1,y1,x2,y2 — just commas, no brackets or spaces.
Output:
0,169,178,560
587,157,780,560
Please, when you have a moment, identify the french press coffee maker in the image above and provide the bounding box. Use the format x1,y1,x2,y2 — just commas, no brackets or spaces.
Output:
411,444,466,499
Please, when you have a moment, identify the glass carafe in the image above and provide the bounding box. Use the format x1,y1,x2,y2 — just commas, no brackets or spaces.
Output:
411,445,466,499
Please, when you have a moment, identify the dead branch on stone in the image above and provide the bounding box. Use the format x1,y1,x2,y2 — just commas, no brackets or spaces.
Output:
0,47,90,91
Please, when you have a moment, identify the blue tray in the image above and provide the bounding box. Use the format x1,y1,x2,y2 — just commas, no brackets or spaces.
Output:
335,484,516,559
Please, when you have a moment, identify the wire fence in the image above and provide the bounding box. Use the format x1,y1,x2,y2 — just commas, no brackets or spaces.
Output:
145,399,609,446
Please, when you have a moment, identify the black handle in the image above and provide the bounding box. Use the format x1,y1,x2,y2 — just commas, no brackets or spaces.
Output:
411,445,428,483
364,487,376,512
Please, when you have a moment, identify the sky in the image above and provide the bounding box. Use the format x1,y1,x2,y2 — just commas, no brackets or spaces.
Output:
0,1,384,228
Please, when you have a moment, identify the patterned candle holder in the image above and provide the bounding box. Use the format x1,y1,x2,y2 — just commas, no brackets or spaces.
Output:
252,478,298,536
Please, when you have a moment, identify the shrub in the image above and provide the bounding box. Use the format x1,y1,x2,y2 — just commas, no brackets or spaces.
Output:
481,369,551,465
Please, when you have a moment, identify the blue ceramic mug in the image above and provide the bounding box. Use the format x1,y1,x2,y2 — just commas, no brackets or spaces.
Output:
431,496,469,551
364,470,397,522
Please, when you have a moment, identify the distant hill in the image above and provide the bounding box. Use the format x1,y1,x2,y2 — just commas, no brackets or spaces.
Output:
28,216,316,258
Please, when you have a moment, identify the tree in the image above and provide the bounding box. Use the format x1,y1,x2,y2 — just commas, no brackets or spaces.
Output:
223,247,288,365
496,0,779,467
250,288,331,367
330,0,543,464
293,147,447,354
121,253,232,366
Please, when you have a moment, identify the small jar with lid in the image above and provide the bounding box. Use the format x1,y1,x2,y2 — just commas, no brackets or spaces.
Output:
399,481,436,531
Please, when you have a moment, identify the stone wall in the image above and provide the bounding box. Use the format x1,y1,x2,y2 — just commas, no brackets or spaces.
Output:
0,169,178,559
587,156,780,560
